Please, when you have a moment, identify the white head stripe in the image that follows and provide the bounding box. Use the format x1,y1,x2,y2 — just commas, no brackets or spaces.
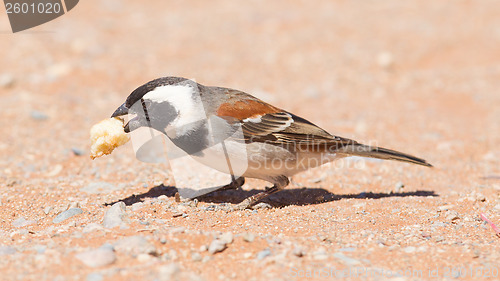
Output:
143,85,206,134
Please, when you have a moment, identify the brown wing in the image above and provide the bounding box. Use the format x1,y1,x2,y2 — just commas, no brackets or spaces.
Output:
215,88,356,151
241,112,357,152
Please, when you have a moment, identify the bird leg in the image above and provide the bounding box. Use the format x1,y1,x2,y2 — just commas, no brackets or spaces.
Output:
234,176,289,210
196,176,245,200
179,177,245,203
219,176,245,191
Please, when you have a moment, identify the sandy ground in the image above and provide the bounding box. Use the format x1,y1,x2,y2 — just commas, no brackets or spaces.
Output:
1,1,499,280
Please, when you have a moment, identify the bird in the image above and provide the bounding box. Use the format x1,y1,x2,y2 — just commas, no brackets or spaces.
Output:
111,76,432,209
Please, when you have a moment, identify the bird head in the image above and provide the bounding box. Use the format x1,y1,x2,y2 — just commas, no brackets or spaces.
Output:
111,77,207,135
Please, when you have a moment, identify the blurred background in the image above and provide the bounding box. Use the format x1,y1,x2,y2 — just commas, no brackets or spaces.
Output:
1,0,499,163
1,0,499,205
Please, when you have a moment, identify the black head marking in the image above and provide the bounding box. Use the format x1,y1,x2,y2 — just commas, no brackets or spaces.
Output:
126,77,197,108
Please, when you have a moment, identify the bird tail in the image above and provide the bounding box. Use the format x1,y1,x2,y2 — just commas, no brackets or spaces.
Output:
337,143,433,167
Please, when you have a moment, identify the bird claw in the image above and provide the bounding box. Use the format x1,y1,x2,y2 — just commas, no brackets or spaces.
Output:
234,200,252,211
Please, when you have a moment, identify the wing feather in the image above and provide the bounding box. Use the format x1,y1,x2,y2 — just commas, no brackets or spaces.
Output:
241,112,356,151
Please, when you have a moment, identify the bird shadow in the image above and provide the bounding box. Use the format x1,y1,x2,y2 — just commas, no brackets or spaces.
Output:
106,184,438,208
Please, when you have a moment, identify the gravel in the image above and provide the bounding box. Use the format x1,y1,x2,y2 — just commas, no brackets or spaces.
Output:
53,208,83,224
103,202,127,228
75,248,116,268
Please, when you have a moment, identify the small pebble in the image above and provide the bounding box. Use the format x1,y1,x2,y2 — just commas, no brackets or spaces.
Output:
476,193,486,202
86,273,103,281
191,252,202,262
30,110,48,120
172,212,184,218
137,253,154,262
170,226,186,234
445,210,460,221
377,51,394,69
434,236,445,242
131,202,144,212
158,263,180,277
81,182,119,194
82,223,104,234
219,232,234,244
75,248,116,268
157,195,168,202
113,235,156,256
43,206,53,215
313,248,329,261
394,181,404,192
256,248,271,260
103,202,127,228
53,208,83,224
333,252,360,265
0,74,14,88
252,203,272,210
12,217,36,228
242,232,255,243
292,246,305,257
71,147,85,156
403,246,416,253
339,247,356,252
208,239,227,254
156,263,205,281
0,246,16,256
438,205,454,211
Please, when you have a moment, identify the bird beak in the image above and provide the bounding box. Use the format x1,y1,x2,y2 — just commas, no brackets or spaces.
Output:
111,103,128,118
111,103,132,133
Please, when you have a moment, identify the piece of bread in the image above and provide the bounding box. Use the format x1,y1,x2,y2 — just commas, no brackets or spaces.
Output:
90,118,130,159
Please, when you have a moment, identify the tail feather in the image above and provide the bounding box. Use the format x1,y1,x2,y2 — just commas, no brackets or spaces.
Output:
338,144,433,167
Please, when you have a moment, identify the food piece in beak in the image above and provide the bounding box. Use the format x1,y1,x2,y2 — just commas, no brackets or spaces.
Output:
90,118,130,159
